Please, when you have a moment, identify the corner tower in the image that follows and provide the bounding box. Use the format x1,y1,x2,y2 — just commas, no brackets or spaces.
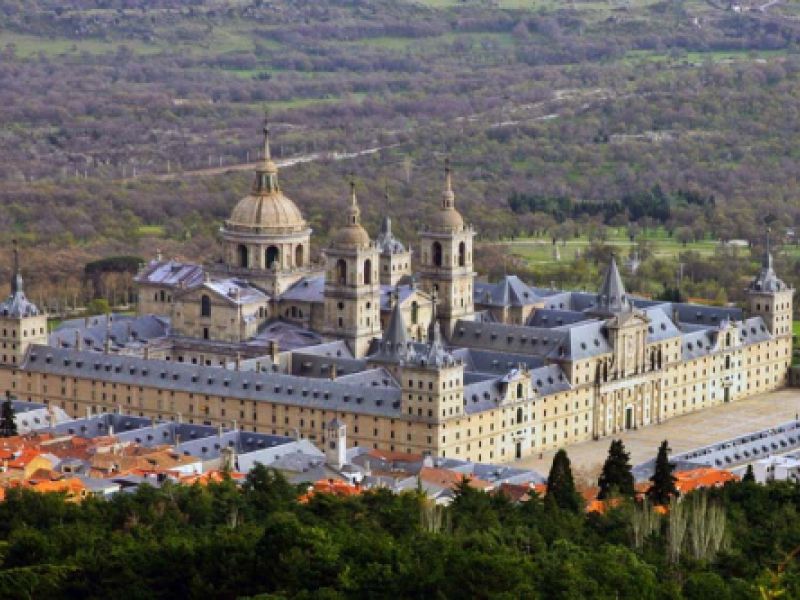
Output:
747,233,793,337
218,118,313,295
322,179,382,357
418,160,475,338
0,242,47,367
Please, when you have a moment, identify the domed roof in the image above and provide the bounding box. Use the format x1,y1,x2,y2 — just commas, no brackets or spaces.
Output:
428,159,465,233
331,181,371,250
431,206,464,232
224,120,308,235
227,188,307,233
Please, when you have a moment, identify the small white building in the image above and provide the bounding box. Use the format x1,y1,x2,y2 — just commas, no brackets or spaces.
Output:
752,454,800,483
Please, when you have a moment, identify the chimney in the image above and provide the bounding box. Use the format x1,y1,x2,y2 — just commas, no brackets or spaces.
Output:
74,330,82,351
143,345,150,360
329,363,337,380
235,352,241,371
270,339,279,365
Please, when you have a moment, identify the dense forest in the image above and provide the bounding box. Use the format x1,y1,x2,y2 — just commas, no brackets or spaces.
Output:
0,461,798,598
1,0,800,310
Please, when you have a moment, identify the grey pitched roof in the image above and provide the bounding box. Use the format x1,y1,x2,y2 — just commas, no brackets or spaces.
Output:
51,314,170,351
450,348,544,375
279,275,325,303
587,257,631,316
671,303,742,326
644,307,682,342
135,260,205,289
680,329,717,360
372,302,410,363
379,284,427,311
453,320,569,358
529,364,571,395
249,320,323,351
474,276,541,307
551,321,612,360
203,278,269,305
527,309,589,328
23,345,403,418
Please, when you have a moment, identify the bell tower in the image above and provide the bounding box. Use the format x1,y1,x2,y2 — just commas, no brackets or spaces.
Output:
418,160,475,338
322,179,382,357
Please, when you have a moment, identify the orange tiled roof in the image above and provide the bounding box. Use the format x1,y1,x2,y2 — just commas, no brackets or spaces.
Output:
367,448,425,463
299,479,363,503
675,468,738,494
418,467,492,491
494,482,535,503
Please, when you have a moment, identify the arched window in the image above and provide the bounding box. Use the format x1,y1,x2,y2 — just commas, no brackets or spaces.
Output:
336,259,347,285
266,246,280,269
432,242,443,267
159,290,165,302
364,259,372,285
516,383,523,398
295,245,304,267
458,241,466,267
411,301,419,325
201,295,211,318
238,244,249,268
516,407,523,424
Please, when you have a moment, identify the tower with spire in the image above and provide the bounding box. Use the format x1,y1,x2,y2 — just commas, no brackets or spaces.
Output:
747,230,793,337
218,115,315,295
375,184,412,286
322,178,382,357
0,241,47,367
418,159,476,338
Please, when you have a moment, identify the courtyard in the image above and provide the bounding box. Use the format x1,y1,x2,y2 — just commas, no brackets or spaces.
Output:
512,388,800,483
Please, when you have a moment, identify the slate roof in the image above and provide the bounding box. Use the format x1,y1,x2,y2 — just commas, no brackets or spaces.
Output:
279,275,325,303
203,278,268,305
23,345,403,418
474,276,542,307
135,260,205,289
750,247,790,293
249,320,323,351
51,314,170,351
527,309,588,328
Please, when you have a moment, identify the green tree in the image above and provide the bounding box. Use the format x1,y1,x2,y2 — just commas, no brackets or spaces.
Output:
742,464,755,483
647,440,678,505
0,393,17,438
546,449,583,513
85,298,110,316
598,439,635,499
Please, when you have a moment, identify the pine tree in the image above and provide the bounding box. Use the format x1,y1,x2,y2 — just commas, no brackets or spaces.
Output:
598,439,635,499
0,393,17,438
742,464,755,483
546,449,582,512
647,440,678,505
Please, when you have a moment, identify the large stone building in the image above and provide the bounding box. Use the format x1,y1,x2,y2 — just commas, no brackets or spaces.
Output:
0,123,793,462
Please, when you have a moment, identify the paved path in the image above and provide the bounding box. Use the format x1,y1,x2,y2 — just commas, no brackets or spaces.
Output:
512,389,800,485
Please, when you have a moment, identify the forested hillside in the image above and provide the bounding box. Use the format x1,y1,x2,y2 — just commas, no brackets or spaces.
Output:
2,0,800,308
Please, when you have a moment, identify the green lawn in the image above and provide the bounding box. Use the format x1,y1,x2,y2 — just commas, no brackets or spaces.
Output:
137,225,166,237
499,227,720,265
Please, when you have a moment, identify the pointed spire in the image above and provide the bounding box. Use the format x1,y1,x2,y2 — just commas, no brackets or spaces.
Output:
262,112,272,164
254,113,279,193
10,239,19,295
427,289,440,344
441,157,455,210
593,255,630,315
764,227,773,271
383,300,408,349
348,174,361,226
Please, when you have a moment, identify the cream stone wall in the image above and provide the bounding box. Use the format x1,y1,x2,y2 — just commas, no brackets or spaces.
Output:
0,314,47,368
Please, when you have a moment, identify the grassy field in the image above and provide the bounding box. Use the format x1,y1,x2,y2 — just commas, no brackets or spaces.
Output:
136,225,166,237
0,32,162,57
496,227,721,265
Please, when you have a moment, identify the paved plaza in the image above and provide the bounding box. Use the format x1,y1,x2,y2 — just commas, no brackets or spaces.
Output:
512,389,800,484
